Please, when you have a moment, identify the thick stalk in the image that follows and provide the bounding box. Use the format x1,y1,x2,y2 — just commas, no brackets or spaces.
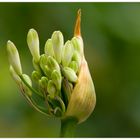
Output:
60,117,78,137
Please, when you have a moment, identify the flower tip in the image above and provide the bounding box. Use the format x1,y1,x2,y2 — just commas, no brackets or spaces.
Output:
51,30,64,64
7,40,14,49
7,40,12,45
77,9,81,17
29,28,35,32
27,28,40,63
74,9,81,37
7,40,22,75
27,28,38,41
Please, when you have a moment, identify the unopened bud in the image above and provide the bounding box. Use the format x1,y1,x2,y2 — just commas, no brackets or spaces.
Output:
47,80,57,99
32,70,41,82
63,67,77,83
39,76,48,91
51,31,64,63
7,41,22,75
72,51,81,67
47,56,60,72
43,65,52,78
62,40,74,67
44,39,54,57
27,29,40,63
39,54,48,70
69,61,79,73
71,36,83,56
51,70,62,90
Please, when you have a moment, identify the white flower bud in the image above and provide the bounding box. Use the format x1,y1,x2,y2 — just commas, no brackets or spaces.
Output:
27,29,40,63
7,40,22,75
63,67,78,83
51,31,64,63
62,40,74,67
71,36,83,56
44,39,54,57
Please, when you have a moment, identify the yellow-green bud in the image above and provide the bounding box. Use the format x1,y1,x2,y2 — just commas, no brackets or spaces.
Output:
39,54,48,70
7,41,22,76
47,80,57,99
39,76,48,91
51,70,62,90
62,40,74,67
47,56,60,72
72,51,81,67
32,70,41,82
32,58,41,72
43,65,52,78
69,61,79,73
51,31,64,63
63,67,78,83
22,74,32,97
27,29,40,63
44,39,54,57
71,36,83,57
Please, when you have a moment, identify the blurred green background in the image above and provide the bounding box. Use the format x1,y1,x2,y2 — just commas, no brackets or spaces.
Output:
0,2,140,137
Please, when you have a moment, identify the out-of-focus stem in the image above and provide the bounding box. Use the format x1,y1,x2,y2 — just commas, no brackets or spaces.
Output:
60,117,78,137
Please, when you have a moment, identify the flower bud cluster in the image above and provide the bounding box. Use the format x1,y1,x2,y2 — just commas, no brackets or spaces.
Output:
7,27,83,118
7,10,96,123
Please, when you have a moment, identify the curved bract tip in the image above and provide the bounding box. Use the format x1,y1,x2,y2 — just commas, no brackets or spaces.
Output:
74,9,81,37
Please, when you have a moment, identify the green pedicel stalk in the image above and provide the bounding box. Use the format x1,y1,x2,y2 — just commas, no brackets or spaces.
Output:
60,117,78,137
7,9,96,137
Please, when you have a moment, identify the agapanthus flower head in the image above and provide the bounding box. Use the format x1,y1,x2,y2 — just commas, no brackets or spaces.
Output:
7,9,96,124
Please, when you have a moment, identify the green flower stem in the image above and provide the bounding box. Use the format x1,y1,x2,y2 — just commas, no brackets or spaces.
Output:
60,117,78,137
